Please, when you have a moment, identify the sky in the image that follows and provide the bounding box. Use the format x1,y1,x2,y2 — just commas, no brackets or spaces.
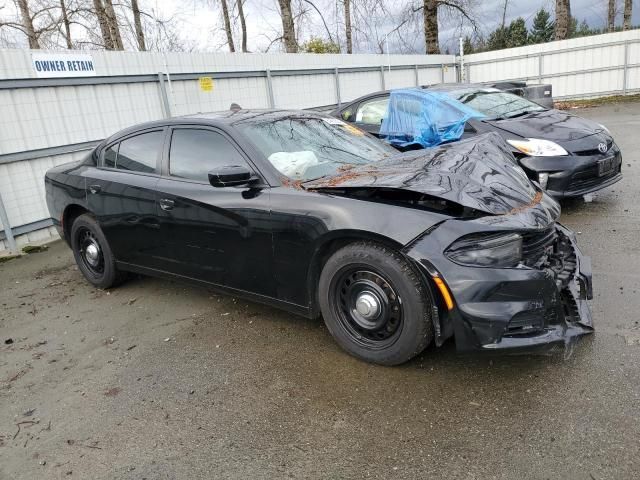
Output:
160,0,640,53
1,0,639,53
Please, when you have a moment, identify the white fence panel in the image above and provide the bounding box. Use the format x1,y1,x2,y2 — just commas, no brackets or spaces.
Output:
339,71,384,102
271,73,337,109
171,76,270,116
464,29,640,99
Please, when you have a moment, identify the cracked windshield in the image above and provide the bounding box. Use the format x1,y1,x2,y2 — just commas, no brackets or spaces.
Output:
239,117,396,181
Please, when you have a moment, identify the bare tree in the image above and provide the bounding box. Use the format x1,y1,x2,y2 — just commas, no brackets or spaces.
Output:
554,0,571,40
221,0,235,51
104,0,123,49
237,0,248,52
607,0,616,32
344,0,352,53
277,0,297,52
500,0,509,29
92,0,114,48
623,0,632,30
131,0,146,50
422,0,477,54
16,0,39,48
348,0,425,54
423,0,438,54
622,0,633,30
1,0,65,49
57,0,73,48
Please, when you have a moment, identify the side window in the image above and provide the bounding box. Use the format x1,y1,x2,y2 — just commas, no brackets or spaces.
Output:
113,131,163,173
169,129,248,182
355,97,389,125
104,144,118,168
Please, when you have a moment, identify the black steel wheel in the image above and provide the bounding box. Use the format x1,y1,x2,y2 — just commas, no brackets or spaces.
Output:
332,267,403,349
76,227,105,277
319,241,434,365
70,214,126,289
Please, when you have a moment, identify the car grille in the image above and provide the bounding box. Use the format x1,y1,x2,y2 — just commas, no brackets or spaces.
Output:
573,139,614,156
522,227,557,265
568,164,619,192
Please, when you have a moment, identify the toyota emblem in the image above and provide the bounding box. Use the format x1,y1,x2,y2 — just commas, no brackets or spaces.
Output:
598,142,608,153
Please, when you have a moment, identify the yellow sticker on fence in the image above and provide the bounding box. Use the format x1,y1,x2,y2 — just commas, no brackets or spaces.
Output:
199,77,214,92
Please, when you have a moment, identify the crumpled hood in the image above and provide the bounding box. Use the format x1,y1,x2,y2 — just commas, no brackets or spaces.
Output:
485,109,605,144
305,132,558,218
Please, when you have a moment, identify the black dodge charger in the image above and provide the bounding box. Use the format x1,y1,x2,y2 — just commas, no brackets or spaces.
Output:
45,110,593,365
332,84,622,198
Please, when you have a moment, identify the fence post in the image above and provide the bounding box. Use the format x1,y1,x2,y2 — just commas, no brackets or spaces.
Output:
441,64,445,83
538,53,543,83
266,69,275,108
623,41,629,95
0,191,18,254
157,72,171,118
380,65,386,90
414,64,419,86
334,67,341,108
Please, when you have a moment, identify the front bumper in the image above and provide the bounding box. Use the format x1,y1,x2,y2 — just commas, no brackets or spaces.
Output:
518,147,622,198
406,224,593,352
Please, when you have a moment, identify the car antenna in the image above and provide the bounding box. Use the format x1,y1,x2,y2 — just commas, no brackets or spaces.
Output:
230,103,242,112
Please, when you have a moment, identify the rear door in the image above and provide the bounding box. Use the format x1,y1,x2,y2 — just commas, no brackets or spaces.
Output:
85,128,166,267
154,126,274,297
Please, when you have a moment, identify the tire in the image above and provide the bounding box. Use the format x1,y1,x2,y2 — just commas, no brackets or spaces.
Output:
318,241,434,366
70,213,126,289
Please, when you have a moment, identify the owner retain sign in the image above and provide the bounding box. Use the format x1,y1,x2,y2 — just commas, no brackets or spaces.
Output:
32,53,96,78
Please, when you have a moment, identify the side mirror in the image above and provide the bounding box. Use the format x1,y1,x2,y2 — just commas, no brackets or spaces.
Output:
208,165,257,188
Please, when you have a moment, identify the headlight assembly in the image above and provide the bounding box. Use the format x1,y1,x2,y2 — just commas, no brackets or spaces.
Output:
507,138,568,157
445,232,523,268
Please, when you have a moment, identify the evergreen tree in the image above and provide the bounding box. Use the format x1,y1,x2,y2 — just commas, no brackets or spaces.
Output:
529,8,554,44
568,16,578,37
573,19,597,37
486,26,509,50
507,17,528,47
462,36,474,54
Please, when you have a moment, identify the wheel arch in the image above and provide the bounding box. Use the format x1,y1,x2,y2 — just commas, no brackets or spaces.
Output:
62,204,91,245
305,230,405,318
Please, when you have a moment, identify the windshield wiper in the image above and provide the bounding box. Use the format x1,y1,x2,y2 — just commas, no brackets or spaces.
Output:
504,110,538,119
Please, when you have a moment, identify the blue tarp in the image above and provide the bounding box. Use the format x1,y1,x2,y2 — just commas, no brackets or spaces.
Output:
380,88,486,148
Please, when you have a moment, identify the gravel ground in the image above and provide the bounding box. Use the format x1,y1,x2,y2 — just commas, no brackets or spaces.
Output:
1,102,640,480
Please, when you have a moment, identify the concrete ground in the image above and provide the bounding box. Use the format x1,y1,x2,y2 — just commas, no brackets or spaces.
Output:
1,102,640,480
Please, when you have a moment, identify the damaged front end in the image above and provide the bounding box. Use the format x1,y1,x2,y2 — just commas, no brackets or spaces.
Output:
305,133,594,352
405,220,593,353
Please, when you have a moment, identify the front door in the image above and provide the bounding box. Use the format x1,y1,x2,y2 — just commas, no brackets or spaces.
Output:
154,126,274,297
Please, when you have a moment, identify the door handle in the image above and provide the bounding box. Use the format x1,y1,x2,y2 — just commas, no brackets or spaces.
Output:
159,198,175,211
88,184,102,194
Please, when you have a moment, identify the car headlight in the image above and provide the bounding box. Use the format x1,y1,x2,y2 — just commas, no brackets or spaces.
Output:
597,123,610,134
445,233,523,268
507,138,568,157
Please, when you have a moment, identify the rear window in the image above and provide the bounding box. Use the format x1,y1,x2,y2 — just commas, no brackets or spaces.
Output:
103,130,163,173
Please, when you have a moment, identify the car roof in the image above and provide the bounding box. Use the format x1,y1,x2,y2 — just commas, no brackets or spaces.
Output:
335,83,497,111
102,109,331,144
